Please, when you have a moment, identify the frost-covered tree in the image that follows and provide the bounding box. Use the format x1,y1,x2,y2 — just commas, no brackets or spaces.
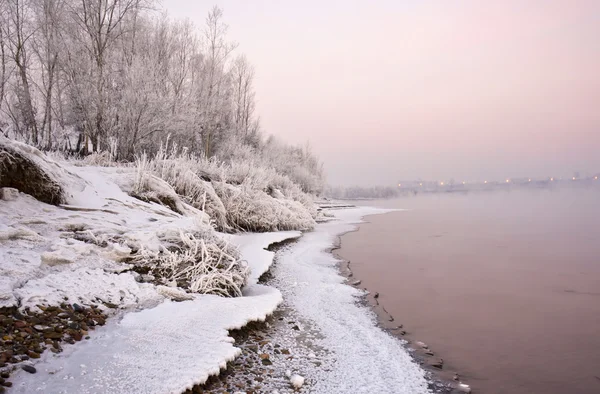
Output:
2,0,39,144
67,0,145,153
0,1,326,193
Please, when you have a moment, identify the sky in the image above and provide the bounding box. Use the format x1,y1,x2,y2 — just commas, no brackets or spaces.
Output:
163,0,600,186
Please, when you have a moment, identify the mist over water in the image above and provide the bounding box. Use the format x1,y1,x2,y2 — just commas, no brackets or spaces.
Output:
338,187,600,394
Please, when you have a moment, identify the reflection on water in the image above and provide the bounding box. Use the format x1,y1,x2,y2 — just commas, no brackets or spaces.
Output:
338,187,600,394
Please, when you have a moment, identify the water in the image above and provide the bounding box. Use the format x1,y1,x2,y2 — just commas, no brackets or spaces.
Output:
337,187,600,394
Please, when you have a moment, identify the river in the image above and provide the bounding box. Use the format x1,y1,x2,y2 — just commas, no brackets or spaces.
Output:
337,186,600,394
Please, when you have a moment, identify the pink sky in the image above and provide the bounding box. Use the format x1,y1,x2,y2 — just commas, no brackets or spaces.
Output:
165,0,600,186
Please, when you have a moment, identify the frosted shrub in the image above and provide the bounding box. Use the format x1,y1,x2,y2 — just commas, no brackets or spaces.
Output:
214,182,315,232
131,228,249,297
137,145,318,232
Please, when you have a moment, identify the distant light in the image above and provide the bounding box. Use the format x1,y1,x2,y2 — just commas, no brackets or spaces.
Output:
419,183,423,186
528,179,531,182
440,182,444,186
572,177,576,180
506,179,510,183
398,183,401,187
595,176,598,180
550,177,554,181
484,180,488,184
462,181,466,185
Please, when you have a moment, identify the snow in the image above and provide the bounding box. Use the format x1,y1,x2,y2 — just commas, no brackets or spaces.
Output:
10,285,283,394
2,147,429,393
272,206,431,393
9,228,300,394
228,231,301,285
14,268,160,312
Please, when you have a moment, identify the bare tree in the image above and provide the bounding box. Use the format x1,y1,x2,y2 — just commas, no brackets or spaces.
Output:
68,0,144,153
31,0,65,149
0,1,8,132
199,6,236,157
231,54,257,139
3,0,39,144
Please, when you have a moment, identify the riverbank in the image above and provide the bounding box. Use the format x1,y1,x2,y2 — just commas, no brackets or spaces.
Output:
333,212,469,394
0,140,434,393
197,207,434,393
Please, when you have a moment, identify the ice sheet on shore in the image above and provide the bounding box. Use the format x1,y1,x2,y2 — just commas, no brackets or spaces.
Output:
275,206,431,393
229,231,301,285
11,284,282,394
10,230,300,394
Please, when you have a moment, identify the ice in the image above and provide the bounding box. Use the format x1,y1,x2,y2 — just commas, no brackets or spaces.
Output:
9,230,300,394
228,231,301,285
10,285,282,394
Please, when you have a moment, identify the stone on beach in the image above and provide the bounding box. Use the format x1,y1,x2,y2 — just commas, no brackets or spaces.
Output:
416,341,428,349
290,374,305,389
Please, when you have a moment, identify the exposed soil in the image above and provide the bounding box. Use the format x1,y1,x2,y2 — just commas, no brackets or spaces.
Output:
0,303,111,390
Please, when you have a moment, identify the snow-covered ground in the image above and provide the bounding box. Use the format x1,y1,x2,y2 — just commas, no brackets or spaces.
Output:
8,231,297,393
1,145,429,393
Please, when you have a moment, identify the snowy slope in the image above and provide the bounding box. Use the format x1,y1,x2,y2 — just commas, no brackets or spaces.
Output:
0,164,204,310
1,156,301,393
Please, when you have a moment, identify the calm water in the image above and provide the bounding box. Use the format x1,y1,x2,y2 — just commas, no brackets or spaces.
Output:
338,187,600,394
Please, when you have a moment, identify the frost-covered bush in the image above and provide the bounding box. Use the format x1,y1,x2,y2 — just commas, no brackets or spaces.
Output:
136,145,317,232
213,182,315,232
131,228,248,297
138,147,230,230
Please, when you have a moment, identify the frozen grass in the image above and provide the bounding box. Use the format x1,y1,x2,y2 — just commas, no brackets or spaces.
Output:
131,228,249,297
136,144,317,232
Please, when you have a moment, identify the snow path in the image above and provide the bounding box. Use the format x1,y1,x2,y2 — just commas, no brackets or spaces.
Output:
275,207,431,394
10,232,299,394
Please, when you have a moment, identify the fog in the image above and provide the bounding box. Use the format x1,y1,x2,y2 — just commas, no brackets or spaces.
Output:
165,0,600,186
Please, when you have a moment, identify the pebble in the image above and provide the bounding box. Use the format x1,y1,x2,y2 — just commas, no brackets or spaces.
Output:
416,341,428,349
429,358,443,369
0,303,109,383
290,374,305,389
21,365,36,374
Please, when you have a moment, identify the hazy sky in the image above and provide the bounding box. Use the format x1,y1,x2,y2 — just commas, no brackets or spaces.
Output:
164,0,600,186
